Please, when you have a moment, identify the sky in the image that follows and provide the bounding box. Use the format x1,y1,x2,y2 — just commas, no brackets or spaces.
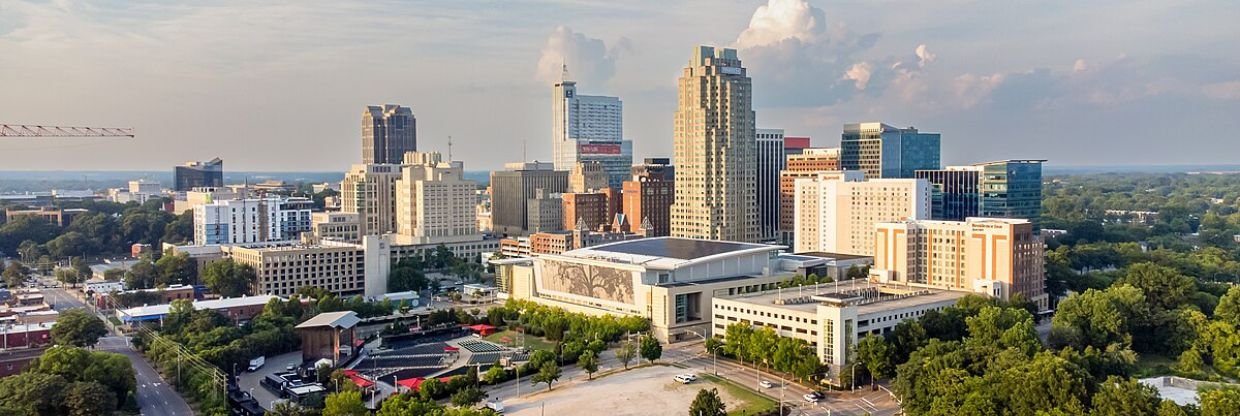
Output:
1,0,1239,172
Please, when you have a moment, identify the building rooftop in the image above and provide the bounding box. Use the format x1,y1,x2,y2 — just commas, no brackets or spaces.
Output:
580,237,769,260
718,280,969,315
118,295,282,320
296,311,360,330
792,252,874,262
558,237,785,270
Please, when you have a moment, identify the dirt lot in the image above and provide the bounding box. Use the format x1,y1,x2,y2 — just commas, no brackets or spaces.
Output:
502,365,752,416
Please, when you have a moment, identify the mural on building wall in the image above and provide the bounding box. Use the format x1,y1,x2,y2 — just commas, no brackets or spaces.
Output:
539,260,635,304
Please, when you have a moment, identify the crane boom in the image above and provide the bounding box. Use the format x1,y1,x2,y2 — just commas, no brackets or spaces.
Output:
0,124,134,138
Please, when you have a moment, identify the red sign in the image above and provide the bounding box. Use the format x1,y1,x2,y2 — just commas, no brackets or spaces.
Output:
578,143,621,155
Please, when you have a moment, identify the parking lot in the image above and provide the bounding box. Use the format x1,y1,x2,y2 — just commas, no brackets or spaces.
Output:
499,365,756,416
235,351,305,410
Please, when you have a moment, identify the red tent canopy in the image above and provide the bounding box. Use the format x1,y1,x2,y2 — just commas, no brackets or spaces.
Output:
339,370,374,388
467,324,498,336
396,377,423,390
444,346,460,352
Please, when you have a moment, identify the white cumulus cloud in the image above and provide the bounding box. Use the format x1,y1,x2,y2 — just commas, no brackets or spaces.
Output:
915,44,936,68
735,0,826,49
844,62,873,90
535,26,627,86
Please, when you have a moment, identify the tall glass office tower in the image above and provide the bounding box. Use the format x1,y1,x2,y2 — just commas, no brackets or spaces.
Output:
841,122,940,179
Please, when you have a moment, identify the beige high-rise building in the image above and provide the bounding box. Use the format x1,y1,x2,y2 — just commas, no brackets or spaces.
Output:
394,152,481,245
341,164,402,236
567,161,610,193
871,217,1048,310
671,45,758,242
793,171,930,255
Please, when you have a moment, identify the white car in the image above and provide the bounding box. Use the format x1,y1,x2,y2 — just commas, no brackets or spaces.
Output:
759,380,775,388
674,374,698,384
803,392,822,403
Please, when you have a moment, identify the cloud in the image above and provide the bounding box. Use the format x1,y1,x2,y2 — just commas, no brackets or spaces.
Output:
915,44,936,67
1073,59,1089,72
843,62,873,90
735,0,826,49
535,26,627,86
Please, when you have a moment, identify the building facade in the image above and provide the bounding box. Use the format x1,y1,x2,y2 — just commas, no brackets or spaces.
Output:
174,158,224,191
779,148,841,244
671,46,758,242
793,171,930,256
193,197,312,245
489,162,569,236
871,218,1048,310
311,212,361,243
526,189,563,234
341,164,402,236
622,159,674,236
551,76,631,189
712,282,966,382
841,122,940,179
493,237,794,342
756,128,785,242
916,160,1044,230
394,152,480,245
362,104,416,165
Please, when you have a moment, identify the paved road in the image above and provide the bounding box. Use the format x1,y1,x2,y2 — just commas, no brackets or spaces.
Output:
98,336,195,416
236,351,304,410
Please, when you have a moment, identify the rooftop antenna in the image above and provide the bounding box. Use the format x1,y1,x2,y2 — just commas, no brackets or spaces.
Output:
447,135,453,161
561,63,570,82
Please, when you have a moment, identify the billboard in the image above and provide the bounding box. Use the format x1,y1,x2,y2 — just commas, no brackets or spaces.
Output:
538,259,635,304
578,143,622,155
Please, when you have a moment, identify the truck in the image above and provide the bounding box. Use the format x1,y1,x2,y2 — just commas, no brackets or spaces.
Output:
247,356,265,372
486,400,505,413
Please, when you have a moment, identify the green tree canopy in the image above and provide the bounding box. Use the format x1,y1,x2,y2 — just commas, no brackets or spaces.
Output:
50,309,108,347
323,390,368,416
202,259,255,297
688,388,727,416
532,361,561,391
640,334,662,363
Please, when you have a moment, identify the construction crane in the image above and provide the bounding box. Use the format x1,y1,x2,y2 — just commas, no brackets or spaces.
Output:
0,124,133,138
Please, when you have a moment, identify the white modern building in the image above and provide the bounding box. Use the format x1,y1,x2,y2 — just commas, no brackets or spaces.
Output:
793,171,930,256
712,281,967,382
193,197,312,245
551,72,632,189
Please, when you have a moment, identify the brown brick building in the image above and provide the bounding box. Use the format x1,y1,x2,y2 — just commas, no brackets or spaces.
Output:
622,159,674,236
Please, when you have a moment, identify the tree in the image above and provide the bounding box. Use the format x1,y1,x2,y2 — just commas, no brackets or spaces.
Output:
854,334,893,390
323,390,368,416
388,265,427,293
71,257,92,284
1217,286,1240,327
617,341,637,370
56,267,84,287
202,259,256,297
64,381,118,416
640,334,662,363
532,361,561,391
483,365,508,384
268,401,318,416
3,261,30,287
124,258,159,289
51,308,109,347
688,388,727,416
579,350,599,380
1200,385,1240,416
155,253,197,286
1119,262,1195,311
1089,376,1161,416
418,378,447,401
0,372,69,415
450,386,485,407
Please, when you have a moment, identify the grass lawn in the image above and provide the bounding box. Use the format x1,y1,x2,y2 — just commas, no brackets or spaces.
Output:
107,316,123,327
701,374,779,416
484,329,557,351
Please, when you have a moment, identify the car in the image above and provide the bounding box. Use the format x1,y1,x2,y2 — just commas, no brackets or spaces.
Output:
673,374,697,384
803,392,822,403
759,380,776,388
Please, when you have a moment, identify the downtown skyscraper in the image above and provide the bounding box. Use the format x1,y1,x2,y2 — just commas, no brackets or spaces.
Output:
670,46,758,242
551,71,631,189
841,122,940,179
362,104,417,164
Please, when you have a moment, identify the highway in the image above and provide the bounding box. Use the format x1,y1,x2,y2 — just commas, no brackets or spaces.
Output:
98,336,195,416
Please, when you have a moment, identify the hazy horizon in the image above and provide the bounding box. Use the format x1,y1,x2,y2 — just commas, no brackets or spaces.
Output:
3,0,1238,171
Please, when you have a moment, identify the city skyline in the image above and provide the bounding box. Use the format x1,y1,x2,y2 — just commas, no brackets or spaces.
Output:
2,0,1239,171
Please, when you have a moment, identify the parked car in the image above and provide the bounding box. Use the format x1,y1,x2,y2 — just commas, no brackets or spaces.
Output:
486,400,505,413
674,374,698,384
